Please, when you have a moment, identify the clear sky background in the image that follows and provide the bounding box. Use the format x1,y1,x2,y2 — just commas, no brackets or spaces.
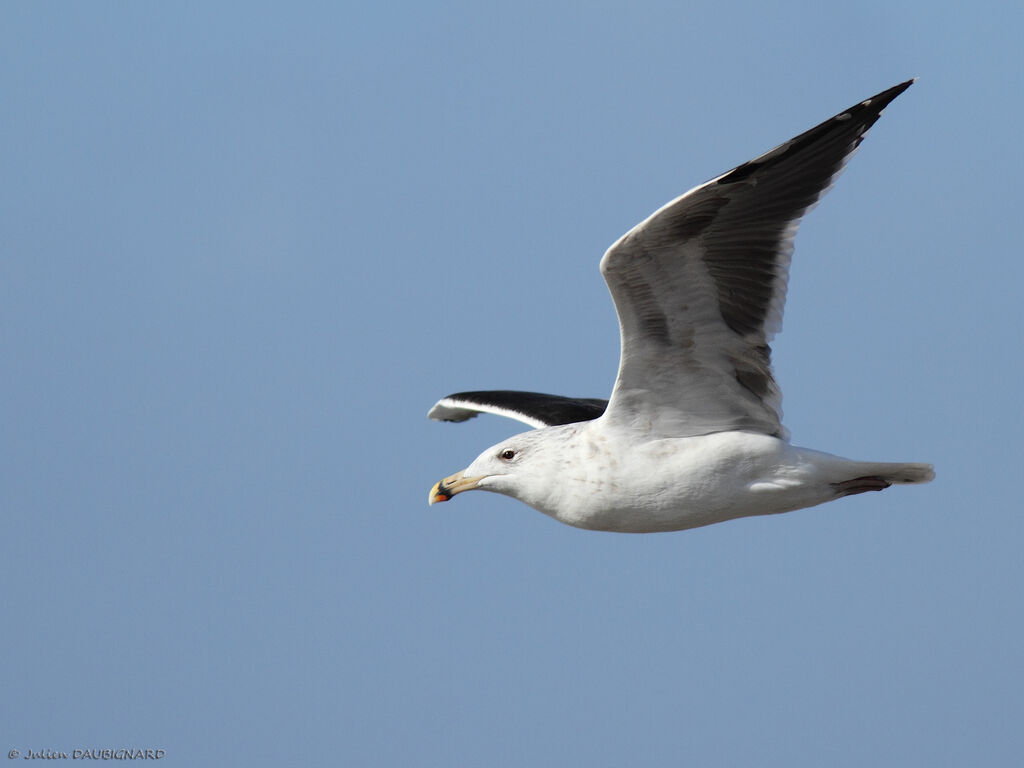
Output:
3,2,1021,765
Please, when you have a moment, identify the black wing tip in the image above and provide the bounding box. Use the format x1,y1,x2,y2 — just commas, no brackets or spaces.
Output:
851,78,915,119
715,79,915,187
873,78,916,104
431,390,608,427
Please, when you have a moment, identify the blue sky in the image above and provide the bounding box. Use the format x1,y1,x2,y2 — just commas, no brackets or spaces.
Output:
3,2,1021,765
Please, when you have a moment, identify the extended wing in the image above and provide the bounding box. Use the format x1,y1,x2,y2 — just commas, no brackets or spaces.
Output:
599,80,913,438
428,390,608,429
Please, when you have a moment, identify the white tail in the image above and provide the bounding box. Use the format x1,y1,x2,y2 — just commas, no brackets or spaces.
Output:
830,461,934,497
875,462,935,485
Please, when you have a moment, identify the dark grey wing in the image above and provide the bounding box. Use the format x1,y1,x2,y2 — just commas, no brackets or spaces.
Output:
428,390,608,429
600,80,913,438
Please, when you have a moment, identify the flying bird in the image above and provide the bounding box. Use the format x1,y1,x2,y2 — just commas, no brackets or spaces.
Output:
427,80,933,533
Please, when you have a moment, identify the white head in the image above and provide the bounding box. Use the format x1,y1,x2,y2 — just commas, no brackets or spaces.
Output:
428,425,578,513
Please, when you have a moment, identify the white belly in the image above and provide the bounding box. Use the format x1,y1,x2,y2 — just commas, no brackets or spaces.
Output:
541,430,846,533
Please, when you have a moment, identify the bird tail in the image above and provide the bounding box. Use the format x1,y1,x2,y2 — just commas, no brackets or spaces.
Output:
830,462,934,497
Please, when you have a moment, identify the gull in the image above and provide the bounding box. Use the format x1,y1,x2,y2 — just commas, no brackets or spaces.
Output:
427,80,933,533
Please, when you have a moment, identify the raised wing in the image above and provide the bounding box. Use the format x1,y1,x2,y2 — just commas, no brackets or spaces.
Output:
428,390,608,429
599,80,913,438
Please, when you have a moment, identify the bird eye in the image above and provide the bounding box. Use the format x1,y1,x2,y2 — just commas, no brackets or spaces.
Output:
499,449,517,461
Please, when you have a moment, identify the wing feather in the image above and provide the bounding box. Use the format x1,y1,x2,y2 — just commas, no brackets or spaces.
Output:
599,80,913,438
428,390,607,429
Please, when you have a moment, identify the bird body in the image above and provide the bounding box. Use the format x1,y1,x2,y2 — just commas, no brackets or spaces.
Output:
440,422,932,533
427,81,933,533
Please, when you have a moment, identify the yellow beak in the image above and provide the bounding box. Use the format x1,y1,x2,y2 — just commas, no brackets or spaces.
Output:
428,472,485,505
